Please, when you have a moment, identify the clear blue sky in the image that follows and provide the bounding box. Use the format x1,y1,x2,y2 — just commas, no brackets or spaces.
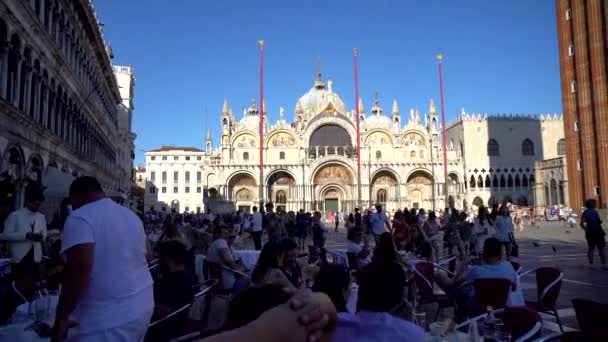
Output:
95,0,561,165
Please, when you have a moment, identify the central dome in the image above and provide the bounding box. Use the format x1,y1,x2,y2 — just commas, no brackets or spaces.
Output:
296,74,346,121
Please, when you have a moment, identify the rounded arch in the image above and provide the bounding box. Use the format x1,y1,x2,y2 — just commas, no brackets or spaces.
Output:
265,169,298,186
231,132,258,148
404,168,436,183
309,124,352,147
303,117,357,148
488,196,497,207
364,129,395,146
472,197,484,208
400,130,427,146
371,168,401,184
312,162,354,186
225,170,258,188
2,144,26,179
266,130,297,148
25,153,44,184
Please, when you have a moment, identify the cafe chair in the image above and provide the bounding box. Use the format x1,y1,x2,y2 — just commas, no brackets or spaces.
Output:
456,307,542,342
522,267,564,332
571,298,608,340
472,278,512,312
413,261,455,320
146,303,193,341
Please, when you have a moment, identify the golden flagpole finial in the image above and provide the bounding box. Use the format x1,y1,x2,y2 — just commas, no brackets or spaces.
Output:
259,39,265,47
353,48,358,56
436,53,443,62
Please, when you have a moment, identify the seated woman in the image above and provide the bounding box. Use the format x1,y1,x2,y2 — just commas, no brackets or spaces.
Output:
251,241,293,288
346,229,370,270
312,264,352,313
206,224,248,290
404,226,432,260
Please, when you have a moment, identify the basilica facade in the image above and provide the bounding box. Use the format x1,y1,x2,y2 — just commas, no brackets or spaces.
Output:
143,75,565,214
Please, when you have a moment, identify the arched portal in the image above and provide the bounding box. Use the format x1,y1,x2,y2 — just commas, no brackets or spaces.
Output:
312,163,354,213
371,169,399,210
406,170,433,209
267,170,296,212
227,172,257,212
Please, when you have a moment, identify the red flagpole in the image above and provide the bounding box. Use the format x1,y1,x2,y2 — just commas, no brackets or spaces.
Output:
259,40,265,207
354,48,362,207
438,54,449,208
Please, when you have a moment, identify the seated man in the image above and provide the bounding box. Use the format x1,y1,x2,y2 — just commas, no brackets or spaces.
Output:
280,238,303,288
435,237,518,314
153,240,195,319
333,262,425,342
346,229,370,270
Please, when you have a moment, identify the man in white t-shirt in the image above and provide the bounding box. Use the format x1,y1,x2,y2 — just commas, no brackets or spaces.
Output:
369,204,391,242
251,206,263,250
52,177,153,342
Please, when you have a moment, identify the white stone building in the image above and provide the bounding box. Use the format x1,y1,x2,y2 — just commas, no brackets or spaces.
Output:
113,65,136,195
143,75,565,214
0,0,125,220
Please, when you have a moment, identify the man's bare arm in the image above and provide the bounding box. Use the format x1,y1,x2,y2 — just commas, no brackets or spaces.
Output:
55,243,94,323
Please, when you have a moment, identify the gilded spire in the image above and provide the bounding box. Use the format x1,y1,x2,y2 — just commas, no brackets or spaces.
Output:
429,98,436,113
392,99,399,114
206,128,212,141
222,99,229,113
358,97,365,114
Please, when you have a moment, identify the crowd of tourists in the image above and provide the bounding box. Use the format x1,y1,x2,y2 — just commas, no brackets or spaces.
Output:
0,176,607,341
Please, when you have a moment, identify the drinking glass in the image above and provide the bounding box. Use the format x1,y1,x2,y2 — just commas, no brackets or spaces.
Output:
414,311,426,331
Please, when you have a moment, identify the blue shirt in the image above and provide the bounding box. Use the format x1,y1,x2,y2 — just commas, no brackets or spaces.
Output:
464,261,518,287
333,311,425,342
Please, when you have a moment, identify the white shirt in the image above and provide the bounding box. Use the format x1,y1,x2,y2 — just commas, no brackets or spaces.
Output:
206,238,236,289
2,208,47,263
370,211,389,235
61,198,153,333
251,212,263,232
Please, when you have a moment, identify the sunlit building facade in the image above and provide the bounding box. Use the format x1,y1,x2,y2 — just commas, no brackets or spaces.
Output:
144,75,565,213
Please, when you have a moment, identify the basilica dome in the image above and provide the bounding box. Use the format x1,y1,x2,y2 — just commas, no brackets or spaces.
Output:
237,103,265,132
363,102,393,130
296,74,346,120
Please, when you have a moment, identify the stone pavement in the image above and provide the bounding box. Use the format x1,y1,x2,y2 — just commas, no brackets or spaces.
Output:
321,221,608,333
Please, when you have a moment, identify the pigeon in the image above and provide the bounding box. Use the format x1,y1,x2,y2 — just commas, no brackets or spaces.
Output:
552,246,557,253
533,242,540,247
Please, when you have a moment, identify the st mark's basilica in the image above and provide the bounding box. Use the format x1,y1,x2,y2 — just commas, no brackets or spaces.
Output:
142,74,566,214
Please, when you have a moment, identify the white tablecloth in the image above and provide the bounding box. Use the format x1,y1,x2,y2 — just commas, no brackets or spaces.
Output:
234,250,260,271
0,295,59,342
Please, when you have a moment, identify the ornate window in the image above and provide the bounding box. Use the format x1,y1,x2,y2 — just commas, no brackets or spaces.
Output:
279,151,285,160
485,175,491,188
470,175,476,188
243,152,249,161
375,151,382,160
487,139,500,156
522,139,534,156
557,139,566,156
410,150,417,158
376,189,387,203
